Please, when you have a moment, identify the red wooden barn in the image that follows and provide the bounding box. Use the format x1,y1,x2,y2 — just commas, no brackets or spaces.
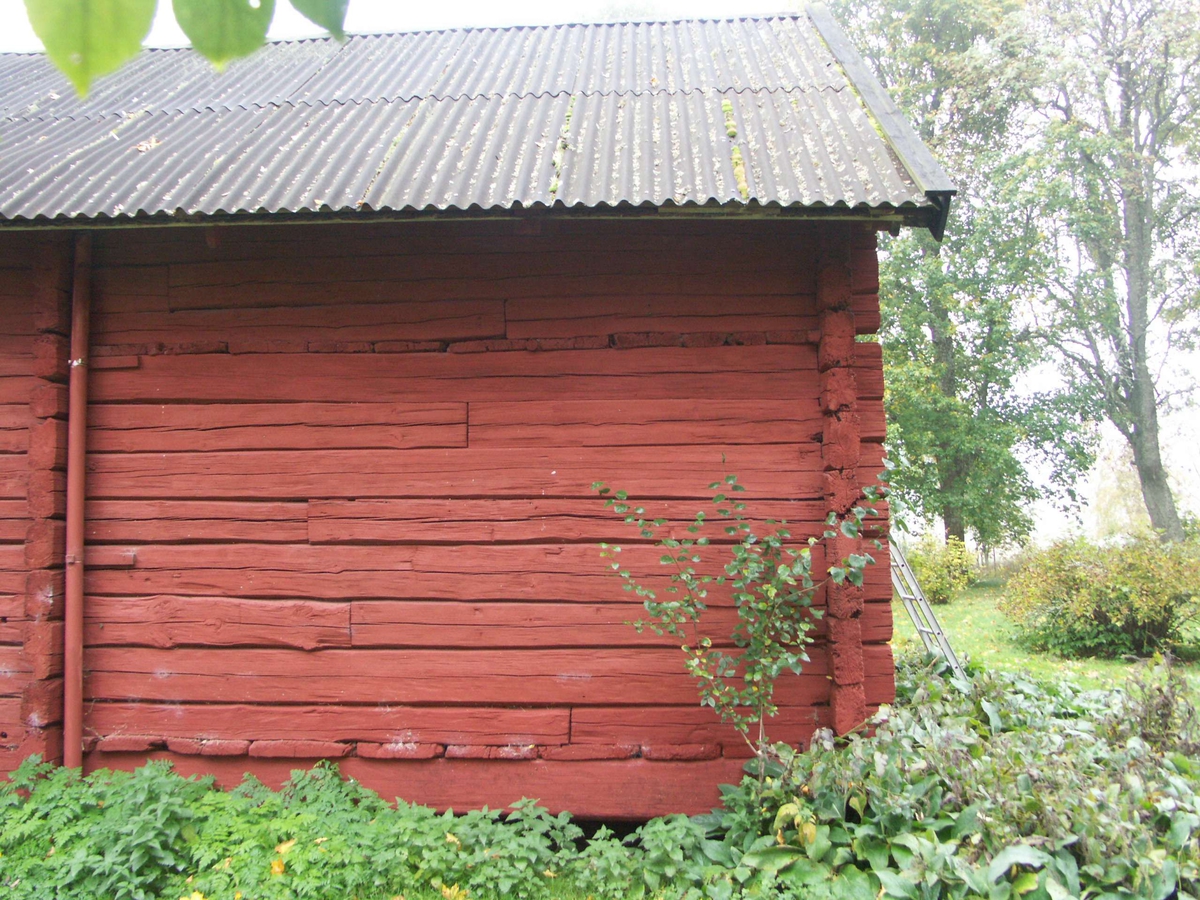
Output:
0,7,952,817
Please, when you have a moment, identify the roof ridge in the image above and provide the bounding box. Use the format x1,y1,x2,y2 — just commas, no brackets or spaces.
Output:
0,11,810,58
4,83,855,123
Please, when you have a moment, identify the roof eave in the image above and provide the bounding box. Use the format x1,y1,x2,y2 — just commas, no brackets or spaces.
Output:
0,201,935,231
806,2,956,240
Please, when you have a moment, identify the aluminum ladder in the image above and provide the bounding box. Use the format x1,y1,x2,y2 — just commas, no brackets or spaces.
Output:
890,540,968,681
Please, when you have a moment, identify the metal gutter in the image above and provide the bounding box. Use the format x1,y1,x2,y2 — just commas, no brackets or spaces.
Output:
0,202,928,232
63,233,91,771
806,3,956,240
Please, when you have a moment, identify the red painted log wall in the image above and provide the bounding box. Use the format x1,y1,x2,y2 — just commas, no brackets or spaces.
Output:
0,218,890,818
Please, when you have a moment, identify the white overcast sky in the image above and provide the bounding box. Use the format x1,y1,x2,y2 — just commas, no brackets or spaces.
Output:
0,0,799,51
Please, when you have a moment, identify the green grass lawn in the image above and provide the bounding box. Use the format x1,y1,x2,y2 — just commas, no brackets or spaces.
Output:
891,580,1200,690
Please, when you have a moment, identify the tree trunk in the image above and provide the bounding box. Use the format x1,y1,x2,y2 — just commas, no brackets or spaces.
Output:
1122,173,1185,542
942,505,966,544
1127,410,1184,541
928,252,968,544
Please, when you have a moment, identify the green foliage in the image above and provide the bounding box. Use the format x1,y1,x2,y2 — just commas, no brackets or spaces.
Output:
592,476,881,768
3,660,1200,899
0,759,211,899
698,655,1200,900
1013,0,1200,540
24,0,156,95
1002,536,1200,658
831,0,1098,549
288,0,347,39
907,535,971,605
172,0,276,71
24,0,351,94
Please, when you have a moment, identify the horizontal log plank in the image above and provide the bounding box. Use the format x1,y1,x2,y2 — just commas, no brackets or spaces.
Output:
569,705,829,747
91,345,829,399
85,596,350,649
91,358,884,404
94,219,822,265
0,545,25,572
505,295,813,339
83,647,833,706
93,299,506,345
349,601,737,648
87,402,468,452
86,702,569,744
0,378,38,409
166,271,811,311
307,497,834,544
468,399,885,447
345,600,893,648
86,443,876,501
86,500,307,543
0,646,30,697
80,538,889,601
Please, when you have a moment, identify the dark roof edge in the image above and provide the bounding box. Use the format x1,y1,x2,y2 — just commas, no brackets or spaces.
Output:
806,2,955,240
0,201,933,232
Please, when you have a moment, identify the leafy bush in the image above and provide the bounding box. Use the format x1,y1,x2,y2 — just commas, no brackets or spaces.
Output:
695,655,1200,900
593,475,882,771
907,535,972,604
3,658,1199,899
1001,535,1200,658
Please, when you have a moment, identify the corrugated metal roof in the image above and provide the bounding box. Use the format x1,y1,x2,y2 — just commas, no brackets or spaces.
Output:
0,8,952,229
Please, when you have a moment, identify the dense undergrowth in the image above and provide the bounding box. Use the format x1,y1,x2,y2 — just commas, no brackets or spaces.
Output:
2,657,1198,900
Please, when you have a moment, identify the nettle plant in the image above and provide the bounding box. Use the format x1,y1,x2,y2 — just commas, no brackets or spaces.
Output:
592,475,884,774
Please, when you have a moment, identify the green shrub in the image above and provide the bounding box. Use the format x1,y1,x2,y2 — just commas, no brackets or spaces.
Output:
1002,535,1200,658
3,658,1199,900
906,534,972,604
707,654,1200,900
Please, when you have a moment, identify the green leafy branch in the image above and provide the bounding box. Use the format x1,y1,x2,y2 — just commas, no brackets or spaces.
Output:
592,475,885,773
25,0,350,95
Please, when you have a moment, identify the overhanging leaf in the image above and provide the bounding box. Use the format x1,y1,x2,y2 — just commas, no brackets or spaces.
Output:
25,0,156,95
289,0,347,39
173,0,276,69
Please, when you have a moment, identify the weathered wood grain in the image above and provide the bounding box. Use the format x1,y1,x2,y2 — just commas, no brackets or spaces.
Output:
93,299,505,345
86,702,569,744
468,398,885,447
569,704,830,747
85,596,350,649
505,295,814,339
86,444,878,501
83,647,834,706
307,497,834,544
79,541,897,603
92,218,823,267
87,402,467,452
346,599,893,647
307,496,844,547
86,500,307,543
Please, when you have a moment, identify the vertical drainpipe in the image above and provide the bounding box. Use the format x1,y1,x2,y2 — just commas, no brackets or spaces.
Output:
63,234,92,770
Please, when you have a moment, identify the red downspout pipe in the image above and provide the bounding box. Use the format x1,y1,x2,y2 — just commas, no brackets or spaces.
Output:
63,234,92,769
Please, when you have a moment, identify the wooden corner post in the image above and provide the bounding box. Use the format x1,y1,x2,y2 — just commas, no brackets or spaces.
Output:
816,224,869,735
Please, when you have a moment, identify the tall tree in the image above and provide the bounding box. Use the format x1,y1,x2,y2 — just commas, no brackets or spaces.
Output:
833,0,1097,547
882,171,1096,548
1024,0,1200,541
